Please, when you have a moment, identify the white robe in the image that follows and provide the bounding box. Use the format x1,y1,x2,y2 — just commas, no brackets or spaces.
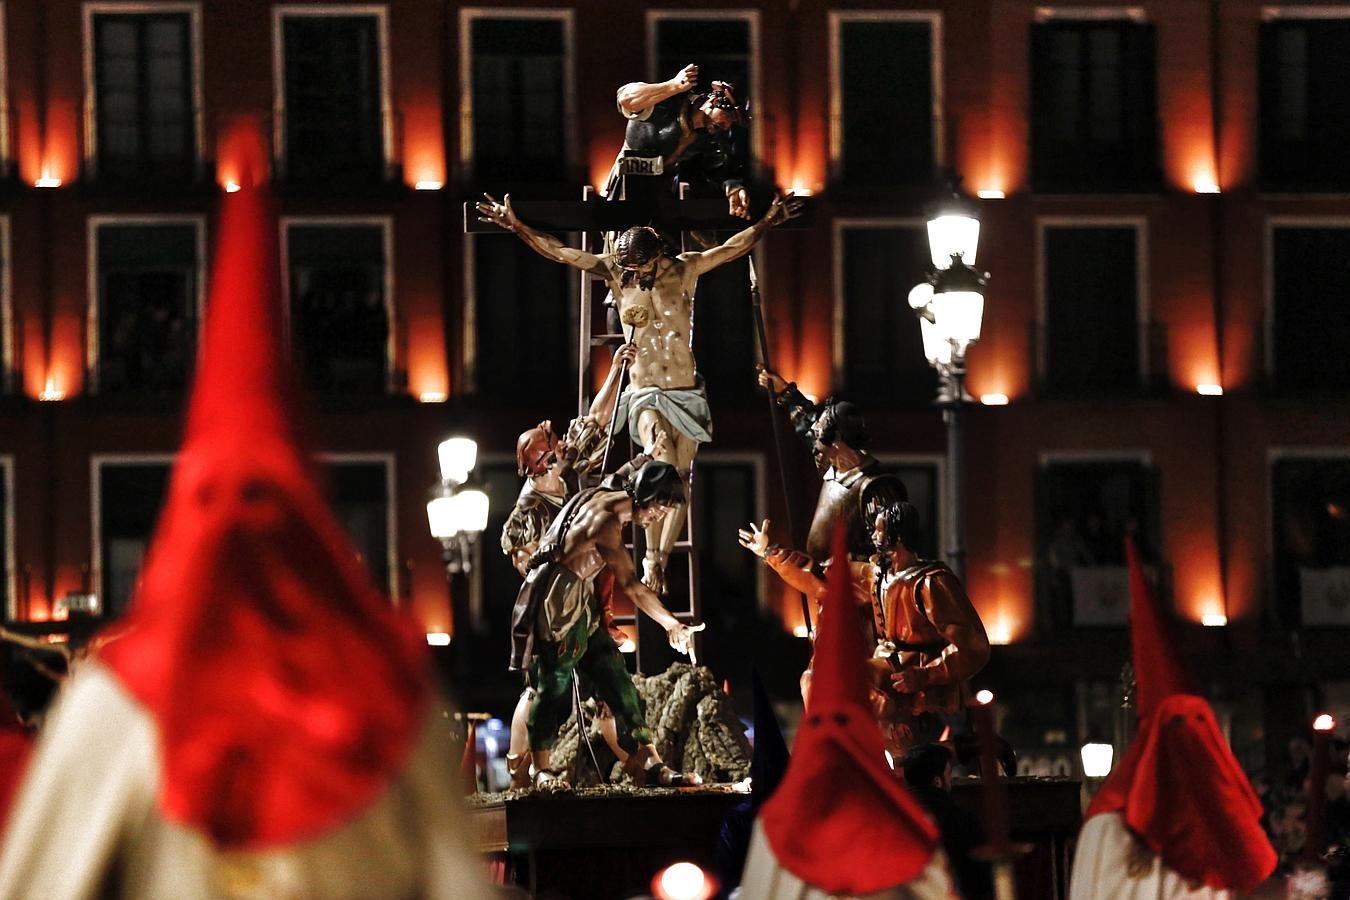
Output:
737,820,955,900
1069,812,1233,900
0,662,494,899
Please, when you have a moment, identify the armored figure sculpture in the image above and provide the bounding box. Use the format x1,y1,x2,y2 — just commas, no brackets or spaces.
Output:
613,63,750,218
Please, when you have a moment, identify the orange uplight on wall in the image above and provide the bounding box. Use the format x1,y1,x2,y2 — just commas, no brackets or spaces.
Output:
977,189,1006,200
34,170,62,188
1192,168,1221,194
38,376,65,402
216,115,271,190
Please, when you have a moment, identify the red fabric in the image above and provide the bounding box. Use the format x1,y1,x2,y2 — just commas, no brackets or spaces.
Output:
99,160,430,850
0,692,33,833
1125,537,1195,720
760,524,938,894
1086,696,1276,893
1082,539,1276,892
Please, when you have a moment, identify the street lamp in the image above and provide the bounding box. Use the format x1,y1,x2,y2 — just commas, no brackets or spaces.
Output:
426,437,489,575
910,184,990,584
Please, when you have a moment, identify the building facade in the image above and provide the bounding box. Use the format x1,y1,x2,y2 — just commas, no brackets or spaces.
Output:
0,0,1345,778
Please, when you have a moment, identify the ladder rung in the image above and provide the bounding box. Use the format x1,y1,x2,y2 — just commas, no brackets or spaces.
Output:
591,334,625,344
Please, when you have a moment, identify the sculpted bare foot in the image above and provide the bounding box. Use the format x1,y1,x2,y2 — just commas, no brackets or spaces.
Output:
530,766,571,793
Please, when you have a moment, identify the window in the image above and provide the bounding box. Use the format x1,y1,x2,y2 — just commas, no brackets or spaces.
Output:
1039,222,1144,394
87,7,198,180
835,223,937,405
94,455,395,618
94,458,173,617
464,13,570,186
469,233,570,401
1260,17,1350,191
691,255,755,404
286,222,391,394
278,10,387,182
1,455,13,620
1034,457,1160,630
830,14,938,186
651,12,757,173
1271,455,1350,628
1030,18,1158,192
1,216,11,395
90,219,202,395
320,456,395,599
1268,224,1350,391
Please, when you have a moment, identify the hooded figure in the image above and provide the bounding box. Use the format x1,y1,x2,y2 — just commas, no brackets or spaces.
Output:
1068,539,1277,898
738,525,953,899
0,153,492,899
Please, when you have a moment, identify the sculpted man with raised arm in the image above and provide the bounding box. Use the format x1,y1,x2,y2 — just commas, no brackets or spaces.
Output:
511,460,706,789
478,192,802,593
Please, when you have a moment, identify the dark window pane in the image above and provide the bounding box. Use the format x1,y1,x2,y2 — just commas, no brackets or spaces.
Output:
288,225,388,394
839,20,934,185
1260,21,1350,190
1042,226,1139,393
96,224,198,394
1034,461,1160,629
97,459,393,619
283,16,383,181
1271,228,1350,391
691,256,754,403
98,463,171,616
655,18,752,113
472,235,570,402
471,18,566,184
1030,21,1158,192
93,13,193,179
1272,458,1350,627
325,461,391,595
840,227,936,404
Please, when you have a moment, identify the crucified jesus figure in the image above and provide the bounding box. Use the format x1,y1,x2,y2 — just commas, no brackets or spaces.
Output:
477,192,803,593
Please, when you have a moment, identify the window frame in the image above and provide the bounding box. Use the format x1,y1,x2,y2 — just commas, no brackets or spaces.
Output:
81,2,205,181
461,229,580,397
827,10,944,184
315,451,399,600
457,7,578,178
0,215,11,395
1263,216,1350,381
644,9,762,171
89,453,176,614
694,450,768,612
0,3,11,176
831,216,926,390
1035,215,1150,387
280,216,396,393
272,4,394,181
85,214,207,395
1,453,13,620
1266,446,1350,626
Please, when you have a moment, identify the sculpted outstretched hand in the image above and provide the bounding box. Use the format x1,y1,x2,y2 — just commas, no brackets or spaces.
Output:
666,622,706,656
763,193,805,228
476,193,520,232
737,519,773,558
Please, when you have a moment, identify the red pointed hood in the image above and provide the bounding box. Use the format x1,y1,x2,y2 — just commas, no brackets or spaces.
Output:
1125,537,1195,719
99,155,430,850
1083,539,1275,892
759,525,939,894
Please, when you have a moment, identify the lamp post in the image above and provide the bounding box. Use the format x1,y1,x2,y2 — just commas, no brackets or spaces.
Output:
425,437,490,662
909,186,988,584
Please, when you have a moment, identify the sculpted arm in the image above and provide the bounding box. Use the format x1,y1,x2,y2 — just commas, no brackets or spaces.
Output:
594,517,680,631
476,193,611,277
617,64,698,117
897,574,991,692
684,193,805,276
